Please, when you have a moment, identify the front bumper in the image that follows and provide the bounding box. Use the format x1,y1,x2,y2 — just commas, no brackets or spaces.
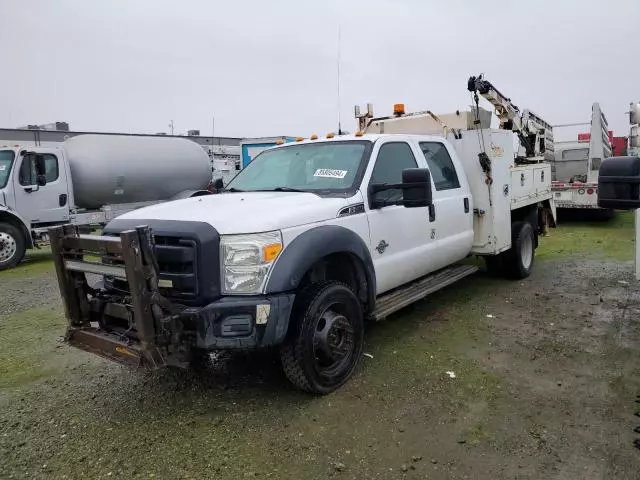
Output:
191,293,295,349
49,224,295,370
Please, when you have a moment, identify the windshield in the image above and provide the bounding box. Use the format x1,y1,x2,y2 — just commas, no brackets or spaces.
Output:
227,141,370,194
0,150,15,188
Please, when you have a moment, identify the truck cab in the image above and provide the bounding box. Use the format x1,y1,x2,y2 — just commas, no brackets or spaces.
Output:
0,146,71,268
1,147,71,223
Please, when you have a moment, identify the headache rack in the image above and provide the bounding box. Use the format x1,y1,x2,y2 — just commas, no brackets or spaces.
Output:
49,224,186,368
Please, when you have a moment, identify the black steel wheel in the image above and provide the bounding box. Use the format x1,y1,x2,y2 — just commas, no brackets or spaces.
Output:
280,281,364,394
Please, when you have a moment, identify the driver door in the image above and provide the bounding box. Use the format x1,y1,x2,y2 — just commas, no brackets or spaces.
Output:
365,140,438,294
12,152,70,225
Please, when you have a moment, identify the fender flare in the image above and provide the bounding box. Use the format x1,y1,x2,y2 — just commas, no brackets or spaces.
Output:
265,225,376,311
0,206,33,248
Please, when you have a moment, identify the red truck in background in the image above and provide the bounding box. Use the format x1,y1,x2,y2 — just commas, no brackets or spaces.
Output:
578,131,628,156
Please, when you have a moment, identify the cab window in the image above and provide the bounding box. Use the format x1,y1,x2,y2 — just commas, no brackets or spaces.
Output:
19,154,59,186
369,142,418,204
419,142,460,191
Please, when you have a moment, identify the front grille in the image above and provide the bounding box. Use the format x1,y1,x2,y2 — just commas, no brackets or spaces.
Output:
105,235,198,303
154,235,198,300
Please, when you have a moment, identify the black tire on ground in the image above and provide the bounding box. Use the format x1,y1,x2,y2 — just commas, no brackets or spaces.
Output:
280,281,364,395
0,222,26,270
503,221,535,280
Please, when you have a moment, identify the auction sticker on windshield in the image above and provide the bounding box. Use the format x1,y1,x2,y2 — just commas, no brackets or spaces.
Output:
314,169,347,179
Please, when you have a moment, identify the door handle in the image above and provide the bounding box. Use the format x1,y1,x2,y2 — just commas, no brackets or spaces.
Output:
59,194,67,207
429,204,436,222
464,197,469,213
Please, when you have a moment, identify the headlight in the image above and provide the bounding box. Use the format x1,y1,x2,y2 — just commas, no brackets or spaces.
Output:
220,231,283,294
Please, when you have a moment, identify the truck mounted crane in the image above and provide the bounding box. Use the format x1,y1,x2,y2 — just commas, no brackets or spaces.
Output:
467,75,554,163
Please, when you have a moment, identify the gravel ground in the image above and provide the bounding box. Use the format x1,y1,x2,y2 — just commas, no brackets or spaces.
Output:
0,270,60,316
1,221,640,479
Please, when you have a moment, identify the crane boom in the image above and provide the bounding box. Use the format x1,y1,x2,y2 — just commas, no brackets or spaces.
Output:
467,75,553,162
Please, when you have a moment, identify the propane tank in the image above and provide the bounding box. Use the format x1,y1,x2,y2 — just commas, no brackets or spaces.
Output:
64,135,211,209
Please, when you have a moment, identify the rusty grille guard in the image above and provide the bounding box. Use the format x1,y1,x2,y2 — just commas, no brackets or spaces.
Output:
49,224,185,368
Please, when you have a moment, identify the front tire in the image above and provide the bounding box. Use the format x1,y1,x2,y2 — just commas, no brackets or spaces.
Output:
280,281,364,394
0,222,26,270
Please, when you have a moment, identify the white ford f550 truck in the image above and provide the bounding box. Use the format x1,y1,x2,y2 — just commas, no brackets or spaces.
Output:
50,76,556,394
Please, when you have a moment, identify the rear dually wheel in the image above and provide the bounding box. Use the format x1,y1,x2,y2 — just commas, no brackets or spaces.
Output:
504,221,535,279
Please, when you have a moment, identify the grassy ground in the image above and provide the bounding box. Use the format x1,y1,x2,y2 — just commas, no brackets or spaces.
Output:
1,247,53,280
537,211,635,261
1,211,639,479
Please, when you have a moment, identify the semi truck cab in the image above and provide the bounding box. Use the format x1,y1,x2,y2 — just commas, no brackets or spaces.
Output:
0,146,71,267
0,147,71,223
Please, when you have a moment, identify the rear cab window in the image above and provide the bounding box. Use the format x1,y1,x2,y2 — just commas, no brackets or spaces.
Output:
419,142,460,191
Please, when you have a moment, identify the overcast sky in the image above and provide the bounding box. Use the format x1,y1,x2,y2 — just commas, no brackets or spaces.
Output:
1,0,638,140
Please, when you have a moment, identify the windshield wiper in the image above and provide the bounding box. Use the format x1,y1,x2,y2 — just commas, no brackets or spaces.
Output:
272,187,307,193
223,187,244,192
254,187,308,193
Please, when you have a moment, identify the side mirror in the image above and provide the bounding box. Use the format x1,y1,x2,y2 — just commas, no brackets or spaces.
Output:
34,154,46,176
36,174,47,187
368,168,433,209
401,168,432,208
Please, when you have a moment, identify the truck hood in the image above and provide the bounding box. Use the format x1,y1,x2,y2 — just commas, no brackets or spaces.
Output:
115,191,355,234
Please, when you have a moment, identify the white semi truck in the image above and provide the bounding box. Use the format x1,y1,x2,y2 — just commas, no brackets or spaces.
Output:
49,75,556,394
551,103,613,211
0,135,212,269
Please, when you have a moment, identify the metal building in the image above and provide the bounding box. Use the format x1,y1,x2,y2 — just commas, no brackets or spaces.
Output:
0,126,241,149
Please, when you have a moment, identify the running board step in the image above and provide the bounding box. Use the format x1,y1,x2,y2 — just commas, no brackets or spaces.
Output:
372,264,479,321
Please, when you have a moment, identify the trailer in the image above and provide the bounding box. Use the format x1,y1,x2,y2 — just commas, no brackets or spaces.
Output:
551,103,612,211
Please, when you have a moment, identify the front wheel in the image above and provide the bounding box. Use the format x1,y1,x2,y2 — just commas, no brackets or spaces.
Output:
280,281,364,394
0,222,26,270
